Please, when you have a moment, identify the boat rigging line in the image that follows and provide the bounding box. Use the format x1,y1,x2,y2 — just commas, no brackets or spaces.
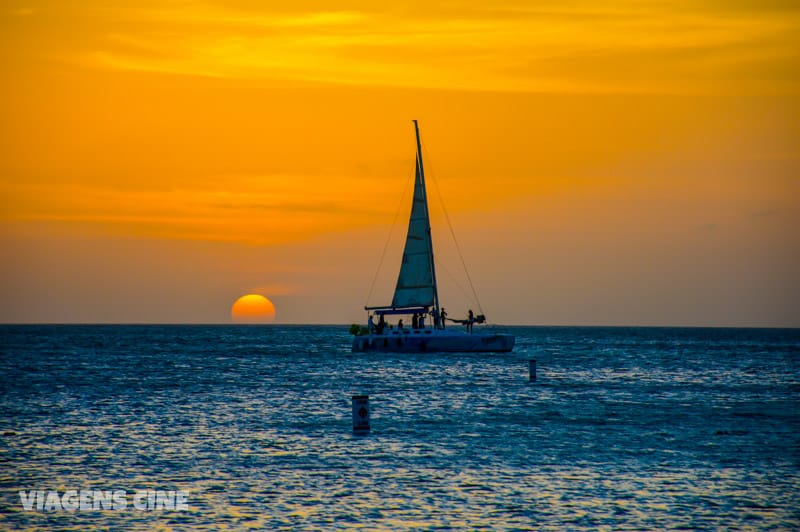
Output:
422,142,486,319
438,261,480,309
364,162,415,308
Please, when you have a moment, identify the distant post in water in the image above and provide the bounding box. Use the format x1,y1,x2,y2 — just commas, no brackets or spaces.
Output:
352,395,370,434
529,359,537,382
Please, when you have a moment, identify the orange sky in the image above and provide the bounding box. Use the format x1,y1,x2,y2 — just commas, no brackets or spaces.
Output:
1,1,798,326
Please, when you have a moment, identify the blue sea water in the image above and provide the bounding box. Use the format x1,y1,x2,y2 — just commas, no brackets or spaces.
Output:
0,325,798,530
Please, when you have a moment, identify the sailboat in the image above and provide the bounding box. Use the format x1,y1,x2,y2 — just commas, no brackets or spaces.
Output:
352,121,515,353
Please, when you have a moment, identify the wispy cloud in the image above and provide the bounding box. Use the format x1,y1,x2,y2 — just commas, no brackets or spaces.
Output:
751,209,779,218
0,175,398,245
6,7,36,17
50,1,800,94
250,283,303,296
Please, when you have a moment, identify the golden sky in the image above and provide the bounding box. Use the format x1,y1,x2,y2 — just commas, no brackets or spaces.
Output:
1,1,799,325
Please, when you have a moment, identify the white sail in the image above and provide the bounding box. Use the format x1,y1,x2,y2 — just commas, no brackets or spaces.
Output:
391,155,436,308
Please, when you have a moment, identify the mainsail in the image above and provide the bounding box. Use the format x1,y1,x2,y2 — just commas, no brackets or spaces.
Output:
390,120,439,311
363,120,439,314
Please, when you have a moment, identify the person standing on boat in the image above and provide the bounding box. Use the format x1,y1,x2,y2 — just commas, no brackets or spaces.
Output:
398,319,404,329
377,314,386,334
440,308,447,329
411,313,418,329
368,314,376,333
419,313,425,329
467,309,475,333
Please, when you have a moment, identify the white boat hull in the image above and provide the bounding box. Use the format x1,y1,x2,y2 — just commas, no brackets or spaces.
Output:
352,328,515,353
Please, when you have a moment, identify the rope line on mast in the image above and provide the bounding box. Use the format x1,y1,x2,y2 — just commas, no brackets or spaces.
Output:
438,262,478,307
364,162,415,308
424,145,486,318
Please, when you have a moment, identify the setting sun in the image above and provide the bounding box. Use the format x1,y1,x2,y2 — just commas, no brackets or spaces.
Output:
231,294,276,323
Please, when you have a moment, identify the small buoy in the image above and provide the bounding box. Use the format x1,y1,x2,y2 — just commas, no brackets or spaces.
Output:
352,395,370,434
529,359,537,382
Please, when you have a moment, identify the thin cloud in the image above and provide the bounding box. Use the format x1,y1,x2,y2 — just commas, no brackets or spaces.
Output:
59,2,800,94
0,176,398,245
751,209,778,218
249,283,303,296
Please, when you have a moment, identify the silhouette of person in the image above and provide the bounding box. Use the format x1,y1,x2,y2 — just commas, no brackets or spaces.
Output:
440,307,447,329
467,309,475,333
398,319,404,329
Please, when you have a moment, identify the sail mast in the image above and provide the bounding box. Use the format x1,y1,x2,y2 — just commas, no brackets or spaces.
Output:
413,119,440,320
376,120,440,315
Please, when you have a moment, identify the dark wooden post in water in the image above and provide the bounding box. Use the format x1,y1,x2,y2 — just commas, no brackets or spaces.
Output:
529,359,537,382
352,395,370,434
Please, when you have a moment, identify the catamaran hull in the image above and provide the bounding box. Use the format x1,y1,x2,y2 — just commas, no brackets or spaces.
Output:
352,330,515,353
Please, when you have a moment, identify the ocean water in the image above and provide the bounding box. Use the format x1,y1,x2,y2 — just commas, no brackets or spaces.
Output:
0,325,798,530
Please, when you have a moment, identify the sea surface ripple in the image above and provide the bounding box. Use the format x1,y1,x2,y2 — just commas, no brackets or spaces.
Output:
1,325,798,530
